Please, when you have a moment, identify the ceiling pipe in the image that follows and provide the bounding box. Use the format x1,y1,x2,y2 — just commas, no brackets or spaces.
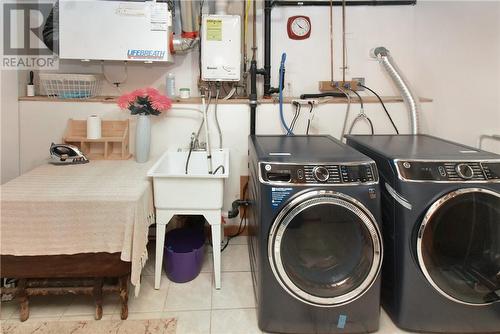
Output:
371,47,420,134
215,0,229,15
171,0,201,54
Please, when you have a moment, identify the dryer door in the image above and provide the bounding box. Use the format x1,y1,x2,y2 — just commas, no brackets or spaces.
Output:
417,188,500,306
268,190,382,307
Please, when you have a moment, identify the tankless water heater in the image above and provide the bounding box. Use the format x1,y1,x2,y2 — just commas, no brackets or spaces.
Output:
201,15,241,82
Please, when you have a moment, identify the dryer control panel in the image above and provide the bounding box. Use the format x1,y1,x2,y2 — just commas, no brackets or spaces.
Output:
259,163,378,185
396,160,500,182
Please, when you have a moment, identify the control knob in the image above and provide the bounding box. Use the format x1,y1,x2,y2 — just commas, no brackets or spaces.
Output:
313,166,330,182
456,163,474,179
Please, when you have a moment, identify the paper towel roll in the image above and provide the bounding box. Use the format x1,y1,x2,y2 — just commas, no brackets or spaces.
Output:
87,115,102,139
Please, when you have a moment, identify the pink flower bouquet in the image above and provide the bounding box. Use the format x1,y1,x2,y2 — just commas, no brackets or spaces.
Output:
117,88,172,116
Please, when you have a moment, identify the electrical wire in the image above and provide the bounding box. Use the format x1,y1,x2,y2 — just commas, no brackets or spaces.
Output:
214,86,223,149
306,102,314,135
278,53,293,135
101,61,128,92
359,84,399,134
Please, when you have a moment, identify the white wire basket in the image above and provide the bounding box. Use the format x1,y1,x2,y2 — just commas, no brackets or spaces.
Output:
40,73,103,99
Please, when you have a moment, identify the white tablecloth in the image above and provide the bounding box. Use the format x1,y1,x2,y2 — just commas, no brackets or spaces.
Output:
1,160,155,295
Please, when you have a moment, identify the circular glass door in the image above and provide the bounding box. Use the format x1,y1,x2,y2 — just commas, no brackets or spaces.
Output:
417,188,500,305
268,190,382,307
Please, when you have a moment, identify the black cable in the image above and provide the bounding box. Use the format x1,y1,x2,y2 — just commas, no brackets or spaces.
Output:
300,92,345,99
359,84,399,134
185,140,194,174
306,102,314,135
213,165,225,175
221,182,249,252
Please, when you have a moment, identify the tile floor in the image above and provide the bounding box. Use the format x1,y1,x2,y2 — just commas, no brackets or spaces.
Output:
0,236,415,333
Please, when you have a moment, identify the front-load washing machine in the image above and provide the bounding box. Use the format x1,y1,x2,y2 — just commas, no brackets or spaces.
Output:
346,134,500,333
248,135,383,333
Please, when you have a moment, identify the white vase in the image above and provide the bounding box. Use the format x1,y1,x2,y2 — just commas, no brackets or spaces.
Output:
135,115,151,163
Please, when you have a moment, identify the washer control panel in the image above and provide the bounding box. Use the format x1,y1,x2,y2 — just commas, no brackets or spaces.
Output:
260,163,377,185
396,161,500,182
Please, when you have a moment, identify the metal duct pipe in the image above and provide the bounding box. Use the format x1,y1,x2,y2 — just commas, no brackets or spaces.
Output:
179,0,201,38
171,0,201,54
371,47,420,134
172,37,199,53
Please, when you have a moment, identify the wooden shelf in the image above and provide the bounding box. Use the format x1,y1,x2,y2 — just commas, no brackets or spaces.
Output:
63,119,131,160
19,95,433,105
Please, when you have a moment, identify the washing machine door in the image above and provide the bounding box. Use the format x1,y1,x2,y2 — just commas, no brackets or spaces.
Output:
268,190,382,307
417,188,500,306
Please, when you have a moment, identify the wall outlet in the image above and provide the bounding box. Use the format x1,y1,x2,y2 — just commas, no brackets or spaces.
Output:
352,77,365,90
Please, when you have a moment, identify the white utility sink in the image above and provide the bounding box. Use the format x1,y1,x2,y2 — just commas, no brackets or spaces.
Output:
147,149,229,210
148,149,230,290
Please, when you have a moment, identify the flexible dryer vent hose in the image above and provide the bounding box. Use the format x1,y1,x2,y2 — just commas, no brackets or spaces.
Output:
371,47,420,134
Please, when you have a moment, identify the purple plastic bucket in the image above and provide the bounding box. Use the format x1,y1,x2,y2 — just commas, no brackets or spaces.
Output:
164,228,205,283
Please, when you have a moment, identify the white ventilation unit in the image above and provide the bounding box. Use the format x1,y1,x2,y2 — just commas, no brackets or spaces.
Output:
201,15,241,82
59,0,173,62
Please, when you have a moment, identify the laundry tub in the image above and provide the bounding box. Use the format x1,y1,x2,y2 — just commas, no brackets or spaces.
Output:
164,228,205,283
148,149,229,290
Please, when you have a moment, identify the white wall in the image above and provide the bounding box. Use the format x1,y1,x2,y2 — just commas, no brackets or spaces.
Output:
415,1,500,153
0,70,21,184
10,1,500,204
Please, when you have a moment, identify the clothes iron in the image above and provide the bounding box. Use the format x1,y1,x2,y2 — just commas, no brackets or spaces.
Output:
49,143,89,165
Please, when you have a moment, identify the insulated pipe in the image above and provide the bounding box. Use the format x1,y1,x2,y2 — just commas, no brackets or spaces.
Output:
371,47,420,134
171,0,201,54
215,0,229,15
179,0,201,38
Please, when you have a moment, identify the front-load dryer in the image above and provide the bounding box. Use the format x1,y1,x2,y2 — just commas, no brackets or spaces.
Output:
248,135,383,334
346,134,500,333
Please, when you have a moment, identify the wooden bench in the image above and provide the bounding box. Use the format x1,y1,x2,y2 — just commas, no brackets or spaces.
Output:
0,253,131,322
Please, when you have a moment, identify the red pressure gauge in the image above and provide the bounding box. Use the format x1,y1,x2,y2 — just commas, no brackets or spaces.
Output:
287,16,312,40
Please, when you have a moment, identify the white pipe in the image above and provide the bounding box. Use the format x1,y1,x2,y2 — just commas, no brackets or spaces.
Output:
371,47,420,135
201,95,213,174
215,0,229,15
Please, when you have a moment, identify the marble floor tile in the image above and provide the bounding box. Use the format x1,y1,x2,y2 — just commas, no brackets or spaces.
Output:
0,301,17,320
212,272,255,309
26,295,74,319
228,236,248,245
211,308,261,334
164,273,212,311
128,275,169,313
221,245,250,272
163,310,211,334
63,294,120,317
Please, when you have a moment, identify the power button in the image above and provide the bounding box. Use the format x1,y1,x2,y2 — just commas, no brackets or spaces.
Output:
438,166,447,177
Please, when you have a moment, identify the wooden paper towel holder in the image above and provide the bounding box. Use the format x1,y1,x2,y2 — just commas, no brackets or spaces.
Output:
63,119,131,160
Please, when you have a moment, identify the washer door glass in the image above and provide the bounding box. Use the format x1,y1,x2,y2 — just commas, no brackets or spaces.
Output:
418,189,500,305
269,191,382,306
